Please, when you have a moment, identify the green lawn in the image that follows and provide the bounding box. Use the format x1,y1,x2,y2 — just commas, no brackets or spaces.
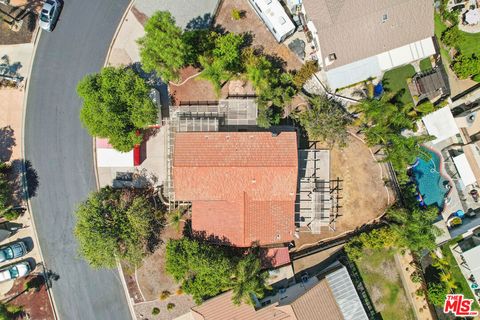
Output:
382,64,416,105
440,245,480,311
356,249,415,320
420,58,432,72
435,12,480,57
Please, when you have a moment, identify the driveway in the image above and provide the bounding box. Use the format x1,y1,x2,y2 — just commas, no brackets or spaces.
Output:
24,0,132,319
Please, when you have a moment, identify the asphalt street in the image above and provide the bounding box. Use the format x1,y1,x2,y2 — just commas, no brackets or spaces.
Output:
25,0,132,319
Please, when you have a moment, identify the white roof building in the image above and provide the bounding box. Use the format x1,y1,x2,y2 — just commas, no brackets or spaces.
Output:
453,154,477,188
249,0,296,42
422,107,460,145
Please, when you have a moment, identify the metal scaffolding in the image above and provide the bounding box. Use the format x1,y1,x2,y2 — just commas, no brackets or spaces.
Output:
296,149,341,234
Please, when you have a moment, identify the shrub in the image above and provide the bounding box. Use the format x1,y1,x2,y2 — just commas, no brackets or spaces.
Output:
167,303,175,311
416,288,425,297
231,8,242,20
441,26,461,48
452,53,480,79
160,290,171,300
152,307,160,315
2,210,20,221
427,282,448,306
293,60,318,89
410,271,423,283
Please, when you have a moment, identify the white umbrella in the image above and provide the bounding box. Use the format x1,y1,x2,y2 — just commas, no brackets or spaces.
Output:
466,9,480,25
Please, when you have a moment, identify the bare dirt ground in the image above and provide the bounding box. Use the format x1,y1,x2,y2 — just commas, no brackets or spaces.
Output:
0,2,39,45
295,132,393,250
5,275,54,320
169,66,224,105
215,0,302,72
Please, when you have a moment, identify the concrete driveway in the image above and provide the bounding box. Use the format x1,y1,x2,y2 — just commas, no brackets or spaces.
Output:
24,0,132,319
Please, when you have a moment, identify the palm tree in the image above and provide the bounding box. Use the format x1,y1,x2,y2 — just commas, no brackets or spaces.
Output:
198,56,231,96
440,272,458,291
431,254,450,272
167,209,185,231
231,253,271,306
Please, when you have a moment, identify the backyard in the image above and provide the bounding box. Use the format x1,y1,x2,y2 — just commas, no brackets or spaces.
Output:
382,64,416,105
440,243,480,311
356,249,415,320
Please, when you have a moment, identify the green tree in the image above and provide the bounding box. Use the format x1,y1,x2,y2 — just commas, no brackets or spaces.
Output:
198,55,232,95
242,48,272,94
137,11,187,82
344,227,399,260
293,94,350,147
231,253,271,305
441,26,461,48
387,205,441,253
452,53,480,79
74,187,158,268
0,303,22,320
165,238,233,303
77,67,157,152
182,30,218,66
0,162,12,216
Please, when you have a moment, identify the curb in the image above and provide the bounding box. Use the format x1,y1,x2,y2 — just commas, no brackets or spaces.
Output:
20,27,60,320
95,1,137,319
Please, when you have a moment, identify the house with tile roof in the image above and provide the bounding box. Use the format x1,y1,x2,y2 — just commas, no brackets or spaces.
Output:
177,264,369,320
172,131,298,247
300,0,436,90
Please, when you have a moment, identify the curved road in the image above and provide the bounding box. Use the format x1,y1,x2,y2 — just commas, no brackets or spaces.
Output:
25,0,131,319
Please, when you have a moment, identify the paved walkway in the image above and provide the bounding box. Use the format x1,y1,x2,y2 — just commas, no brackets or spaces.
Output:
133,0,220,29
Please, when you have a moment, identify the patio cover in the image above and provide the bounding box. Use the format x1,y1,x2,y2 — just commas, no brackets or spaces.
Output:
462,246,480,288
453,153,477,188
325,55,381,90
422,107,460,144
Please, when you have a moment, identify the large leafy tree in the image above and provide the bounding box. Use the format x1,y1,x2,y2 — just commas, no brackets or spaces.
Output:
137,11,187,82
165,238,233,303
231,253,271,305
387,205,441,253
166,239,270,305
78,67,157,152
452,53,480,79
293,94,350,147
74,187,158,268
198,32,244,95
0,162,12,215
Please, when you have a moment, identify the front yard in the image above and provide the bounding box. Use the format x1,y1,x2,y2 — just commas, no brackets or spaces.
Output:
382,64,416,105
355,249,415,320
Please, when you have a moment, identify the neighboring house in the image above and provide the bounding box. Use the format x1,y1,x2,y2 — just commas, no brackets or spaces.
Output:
181,265,369,320
249,0,296,42
419,104,480,240
450,227,480,302
172,131,298,247
300,0,436,90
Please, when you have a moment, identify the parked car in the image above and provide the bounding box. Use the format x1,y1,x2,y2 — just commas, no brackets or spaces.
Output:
0,261,30,283
0,241,27,263
39,0,61,32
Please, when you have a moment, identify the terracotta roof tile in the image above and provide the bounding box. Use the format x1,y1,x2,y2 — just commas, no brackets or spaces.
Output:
173,132,298,247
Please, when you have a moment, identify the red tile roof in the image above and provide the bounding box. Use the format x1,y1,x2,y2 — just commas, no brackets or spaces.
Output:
173,132,298,247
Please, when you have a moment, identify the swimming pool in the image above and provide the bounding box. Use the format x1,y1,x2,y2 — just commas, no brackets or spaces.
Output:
411,149,450,208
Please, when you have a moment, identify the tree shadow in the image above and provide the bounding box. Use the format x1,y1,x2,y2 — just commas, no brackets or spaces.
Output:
1,55,23,78
24,160,39,199
185,13,213,31
0,126,16,162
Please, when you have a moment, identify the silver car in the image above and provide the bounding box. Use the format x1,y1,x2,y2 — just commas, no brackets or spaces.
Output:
0,241,27,263
0,261,30,283
39,0,61,32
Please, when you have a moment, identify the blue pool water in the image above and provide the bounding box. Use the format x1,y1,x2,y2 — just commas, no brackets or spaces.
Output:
412,149,449,208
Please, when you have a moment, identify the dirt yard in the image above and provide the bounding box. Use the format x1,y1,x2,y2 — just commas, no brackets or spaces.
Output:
169,66,222,105
5,275,54,320
295,132,393,249
214,0,302,72
0,2,39,45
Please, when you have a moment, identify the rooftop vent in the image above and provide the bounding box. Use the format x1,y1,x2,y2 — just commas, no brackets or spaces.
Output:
467,113,476,124
328,53,336,61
